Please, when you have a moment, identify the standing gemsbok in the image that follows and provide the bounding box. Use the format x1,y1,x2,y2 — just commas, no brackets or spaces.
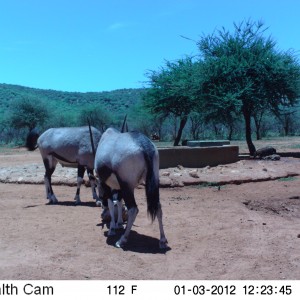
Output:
26,126,102,205
94,128,168,249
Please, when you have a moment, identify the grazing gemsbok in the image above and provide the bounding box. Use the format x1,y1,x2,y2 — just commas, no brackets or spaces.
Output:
26,126,102,205
94,128,168,249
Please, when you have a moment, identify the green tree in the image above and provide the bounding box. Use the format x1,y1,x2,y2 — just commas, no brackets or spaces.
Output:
189,111,205,140
144,57,201,146
9,96,49,132
78,105,112,132
198,20,300,155
274,105,298,136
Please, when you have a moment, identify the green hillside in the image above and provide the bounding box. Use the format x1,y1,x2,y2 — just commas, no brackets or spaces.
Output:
0,83,146,125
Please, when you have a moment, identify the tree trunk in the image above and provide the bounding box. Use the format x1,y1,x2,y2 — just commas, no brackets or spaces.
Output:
284,116,290,136
253,115,261,140
214,125,219,137
255,126,261,140
173,116,187,146
243,109,256,156
227,124,233,140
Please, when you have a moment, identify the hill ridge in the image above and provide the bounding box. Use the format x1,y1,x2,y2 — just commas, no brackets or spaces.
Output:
0,83,146,124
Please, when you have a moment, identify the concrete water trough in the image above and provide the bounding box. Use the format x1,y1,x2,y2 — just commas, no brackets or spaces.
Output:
158,145,239,169
186,140,230,147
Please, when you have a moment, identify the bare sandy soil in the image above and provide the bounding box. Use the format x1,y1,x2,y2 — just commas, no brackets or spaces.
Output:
0,146,300,280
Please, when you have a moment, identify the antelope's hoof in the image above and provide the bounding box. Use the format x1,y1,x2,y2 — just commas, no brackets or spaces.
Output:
115,236,127,248
48,197,58,205
159,239,168,249
115,241,122,248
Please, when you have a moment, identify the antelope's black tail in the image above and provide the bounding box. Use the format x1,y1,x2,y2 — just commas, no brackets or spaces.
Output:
140,135,159,222
26,128,39,151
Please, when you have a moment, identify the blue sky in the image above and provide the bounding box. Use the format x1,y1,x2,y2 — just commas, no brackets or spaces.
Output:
1,0,300,92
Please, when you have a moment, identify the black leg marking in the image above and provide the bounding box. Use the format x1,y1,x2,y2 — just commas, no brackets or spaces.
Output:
76,165,85,196
78,165,85,178
87,168,101,203
43,158,55,196
87,168,95,181
97,165,113,183
116,175,136,210
96,165,114,208
100,182,112,208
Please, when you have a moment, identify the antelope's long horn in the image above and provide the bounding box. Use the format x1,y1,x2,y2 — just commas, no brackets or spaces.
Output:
121,114,127,133
87,117,96,157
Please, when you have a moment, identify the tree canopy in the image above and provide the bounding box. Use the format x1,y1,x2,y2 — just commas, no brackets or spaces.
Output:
144,57,202,145
144,20,300,153
198,20,300,154
9,97,49,132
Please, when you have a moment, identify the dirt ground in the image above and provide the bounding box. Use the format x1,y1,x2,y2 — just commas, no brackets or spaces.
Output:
1,144,300,280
